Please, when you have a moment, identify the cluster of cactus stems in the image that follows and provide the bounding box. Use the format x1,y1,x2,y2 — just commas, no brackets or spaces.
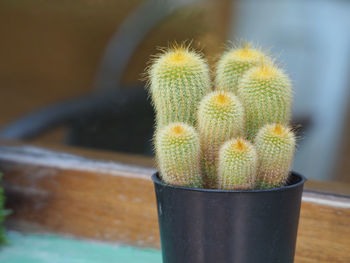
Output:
148,43,296,190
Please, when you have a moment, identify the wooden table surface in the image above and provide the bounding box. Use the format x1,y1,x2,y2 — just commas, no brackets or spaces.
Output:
0,140,349,263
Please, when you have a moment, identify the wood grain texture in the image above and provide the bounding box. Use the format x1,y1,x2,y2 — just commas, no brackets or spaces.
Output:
297,192,350,262
0,143,349,262
0,144,159,248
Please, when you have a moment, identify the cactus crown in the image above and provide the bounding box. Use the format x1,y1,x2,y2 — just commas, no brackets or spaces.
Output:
249,62,289,81
215,42,268,93
255,124,295,153
198,91,243,121
222,138,253,157
148,44,209,83
160,47,197,64
230,43,264,60
155,123,199,154
252,63,279,78
162,123,193,141
148,42,296,190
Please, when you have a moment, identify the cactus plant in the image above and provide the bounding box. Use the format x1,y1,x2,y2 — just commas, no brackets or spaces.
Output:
215,43,268,93
237,63,292,139
148,45,211,128
217,138,257,190
255,124,296,189
155,122,202,187
197,91,244,188
147,43,296,191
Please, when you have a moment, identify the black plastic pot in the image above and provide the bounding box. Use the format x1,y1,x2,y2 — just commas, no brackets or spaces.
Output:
152,172,306,263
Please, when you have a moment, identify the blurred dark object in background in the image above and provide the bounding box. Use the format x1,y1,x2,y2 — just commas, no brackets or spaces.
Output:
0,0,231,154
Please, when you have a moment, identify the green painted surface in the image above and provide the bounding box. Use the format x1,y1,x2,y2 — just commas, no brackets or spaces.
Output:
0,231,162,263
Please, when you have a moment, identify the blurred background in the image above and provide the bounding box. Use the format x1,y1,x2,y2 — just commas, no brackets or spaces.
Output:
1,0,350,183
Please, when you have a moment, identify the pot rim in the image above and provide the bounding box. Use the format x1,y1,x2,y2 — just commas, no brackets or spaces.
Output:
152,171,306,193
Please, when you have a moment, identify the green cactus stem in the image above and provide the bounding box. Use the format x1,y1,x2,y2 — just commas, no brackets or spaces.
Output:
217,138,257,190
155,122,202,187
255,123,296,189
238,63,292,139
148,45,211,128
215,43,268,93
197,91,244,188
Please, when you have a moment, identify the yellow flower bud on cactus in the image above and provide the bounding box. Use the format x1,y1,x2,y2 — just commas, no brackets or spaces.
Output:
255,124,296,189
148,45,211,128
218,138,257,190
238,63,292,139
215,43,268,93
197,91,244,188
155,122,202,187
